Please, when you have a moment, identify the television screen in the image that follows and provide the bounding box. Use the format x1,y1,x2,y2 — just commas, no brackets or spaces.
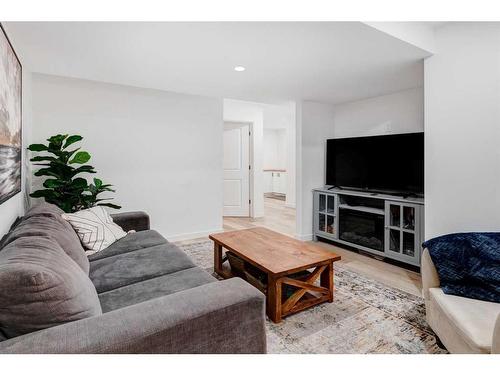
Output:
326,132,424,195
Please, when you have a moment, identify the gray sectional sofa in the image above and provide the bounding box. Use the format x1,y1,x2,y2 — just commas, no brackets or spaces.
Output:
0,203,266,354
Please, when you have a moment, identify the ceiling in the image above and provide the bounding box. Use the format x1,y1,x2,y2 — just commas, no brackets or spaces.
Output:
5,22,433,104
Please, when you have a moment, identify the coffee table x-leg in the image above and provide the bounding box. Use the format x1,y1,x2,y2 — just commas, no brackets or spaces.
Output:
267,262,334,323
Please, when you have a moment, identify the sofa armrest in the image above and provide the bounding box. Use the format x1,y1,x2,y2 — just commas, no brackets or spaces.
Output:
0,278,266,354
111,211,150,232
493,314,500,354
421,248,440,300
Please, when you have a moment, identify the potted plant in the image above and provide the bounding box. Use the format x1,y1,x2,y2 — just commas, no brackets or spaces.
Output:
28,134,121,213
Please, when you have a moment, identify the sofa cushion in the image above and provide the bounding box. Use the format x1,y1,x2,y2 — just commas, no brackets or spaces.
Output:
1,213,89,275
24,202,65,219
89,242,196,293
429,288,500,352
98,267,216,312
0,236,102,338
88,230,167,261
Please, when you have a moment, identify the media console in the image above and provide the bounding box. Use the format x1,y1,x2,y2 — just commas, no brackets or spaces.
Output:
313,187,424,267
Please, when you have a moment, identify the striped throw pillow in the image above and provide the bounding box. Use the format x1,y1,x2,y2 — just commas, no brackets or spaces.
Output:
61,206,127,254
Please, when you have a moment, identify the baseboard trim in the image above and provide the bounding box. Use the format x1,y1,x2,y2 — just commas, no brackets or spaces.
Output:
295,233,313,241
168,228,223,242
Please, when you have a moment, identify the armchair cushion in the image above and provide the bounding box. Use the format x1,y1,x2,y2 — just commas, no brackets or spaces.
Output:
429,288,500,353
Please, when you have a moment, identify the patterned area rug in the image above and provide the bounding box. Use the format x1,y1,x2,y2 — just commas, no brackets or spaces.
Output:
177,239,447,354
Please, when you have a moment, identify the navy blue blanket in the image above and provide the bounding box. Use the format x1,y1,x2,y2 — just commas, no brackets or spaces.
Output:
422,233,500,303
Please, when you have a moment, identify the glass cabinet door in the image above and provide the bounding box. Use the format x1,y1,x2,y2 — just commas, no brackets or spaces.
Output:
403,206,415,230
384,201,420,265
326,214,335,235
389,204,401,227
318,213,326,233
402,232,415,257
389,229,400,253
318,194,326,212
315,192,337,238
327,195,336,214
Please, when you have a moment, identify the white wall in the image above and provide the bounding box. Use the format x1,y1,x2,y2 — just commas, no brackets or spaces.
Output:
425,23,500,239
31,73,223,241
263,128,286,170
296,101,336,240
333,87,424,138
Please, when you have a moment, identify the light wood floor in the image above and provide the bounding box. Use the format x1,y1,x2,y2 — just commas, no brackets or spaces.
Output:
223,196,296,237
222,197,422,297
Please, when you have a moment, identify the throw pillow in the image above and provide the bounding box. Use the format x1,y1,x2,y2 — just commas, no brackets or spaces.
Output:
0,236,102,338
62,206,127,254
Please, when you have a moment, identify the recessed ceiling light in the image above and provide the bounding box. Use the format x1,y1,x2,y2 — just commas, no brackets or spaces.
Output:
234,66,246,72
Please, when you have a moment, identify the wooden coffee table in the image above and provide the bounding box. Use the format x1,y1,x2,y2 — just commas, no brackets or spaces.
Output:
209,227,341,323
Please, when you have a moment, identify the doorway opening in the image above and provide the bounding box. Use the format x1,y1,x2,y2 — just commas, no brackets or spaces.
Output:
222,99,296,237
223,121,252,217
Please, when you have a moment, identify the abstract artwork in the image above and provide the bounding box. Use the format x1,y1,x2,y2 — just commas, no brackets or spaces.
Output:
0,24,22,205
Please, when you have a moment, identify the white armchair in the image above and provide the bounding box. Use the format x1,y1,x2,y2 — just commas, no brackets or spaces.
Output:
421,249,500,353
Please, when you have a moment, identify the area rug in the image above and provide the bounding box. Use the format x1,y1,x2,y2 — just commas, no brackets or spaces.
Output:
177,239,447,354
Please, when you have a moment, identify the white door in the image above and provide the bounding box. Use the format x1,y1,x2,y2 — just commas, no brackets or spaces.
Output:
223,122,250,216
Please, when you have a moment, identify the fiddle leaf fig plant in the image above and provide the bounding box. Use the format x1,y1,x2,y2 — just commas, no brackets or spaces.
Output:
28,134,121,213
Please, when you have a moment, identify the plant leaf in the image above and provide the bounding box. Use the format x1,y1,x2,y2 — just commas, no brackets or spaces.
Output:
69,151,91,164
30,189,59,199
34,168,60,178
47,134,67,151
30,156,56,162
68,177,88,190
97,203,122,210
60,201,73,213
48,134,67,145
93,178,102,188
43,179,66,189
29,190,49,198
63,135,83,149
28,144,48,152
73,165,96,175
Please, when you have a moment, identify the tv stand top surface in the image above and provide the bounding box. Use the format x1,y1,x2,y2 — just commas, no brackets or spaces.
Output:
314,187,424,205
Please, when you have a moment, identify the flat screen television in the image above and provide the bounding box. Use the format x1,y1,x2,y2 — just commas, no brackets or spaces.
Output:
326,132,424,196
